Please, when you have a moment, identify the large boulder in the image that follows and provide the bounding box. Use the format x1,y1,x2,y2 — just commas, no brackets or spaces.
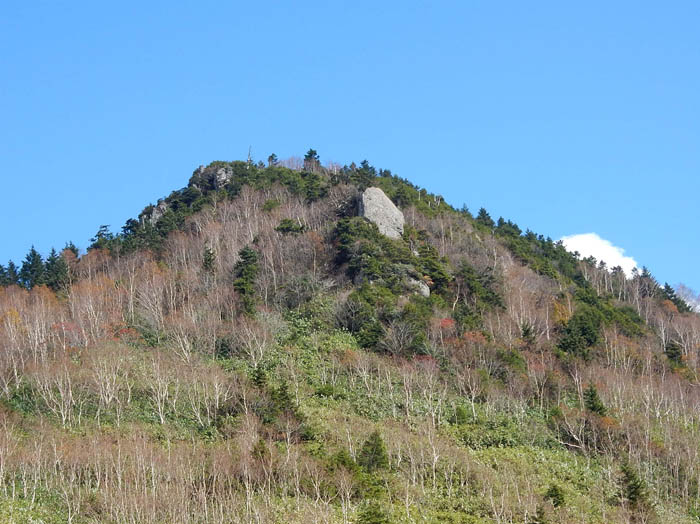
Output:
359,187,404,239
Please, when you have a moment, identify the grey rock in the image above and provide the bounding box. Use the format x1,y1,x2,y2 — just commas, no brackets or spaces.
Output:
215,168,232,188
359,187,404,239
149,201,169,225
407,278,430,297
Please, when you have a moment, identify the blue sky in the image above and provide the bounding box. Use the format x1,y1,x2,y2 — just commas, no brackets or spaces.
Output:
2,2,698,290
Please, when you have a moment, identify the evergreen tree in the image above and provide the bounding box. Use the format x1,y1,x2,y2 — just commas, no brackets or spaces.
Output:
583,383,607,416
64,241,79,257
267,153,278,167
89,225,116,251
351,160,376,190
475,207,495,228
358,501,391,524
544,483,565,507
417,243,451,291
303,148,320,172
4,261,20,286
662,282,692,313
620,462,647,508
358,430,389,472
19,246,46,289
233,245,259,314
202,247,216,274
44,248,69,291
665,340,684,366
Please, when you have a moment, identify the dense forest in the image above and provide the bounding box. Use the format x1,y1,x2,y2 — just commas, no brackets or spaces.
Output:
0,150,699,523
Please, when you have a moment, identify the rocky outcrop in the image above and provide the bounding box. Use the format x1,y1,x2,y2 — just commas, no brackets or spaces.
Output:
148,201,169,225
359,187,404,239
215,168,232,188
407,277,430,297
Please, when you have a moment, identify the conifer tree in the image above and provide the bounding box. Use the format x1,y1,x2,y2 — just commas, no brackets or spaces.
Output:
583,383,607,416
351,160,376,190
4,261,20,286
620,462,647,508
358,501,391,524
44,248,69,291
665,340,684,366
476,207,495,228
202,247,216,274
358,430,389,472
19,246,46,289
662,282,692,313
233,245,259,314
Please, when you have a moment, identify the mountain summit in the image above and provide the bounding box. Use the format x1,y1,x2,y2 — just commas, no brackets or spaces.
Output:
0,151,697,523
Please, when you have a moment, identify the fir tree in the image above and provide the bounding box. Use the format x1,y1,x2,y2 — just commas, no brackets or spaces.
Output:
351,160,376,190
620,462,647,508
202,247,216,274
303,148,320,172
358,430,389,472
4,261,20,286
19,246,46,289
665,340,684,366
662,283,692,313
233,245,260,315
44,248,69,291
583,383,607,416
64,241,79,257
358,501,391,524
475,207,495,228
544,483,565,507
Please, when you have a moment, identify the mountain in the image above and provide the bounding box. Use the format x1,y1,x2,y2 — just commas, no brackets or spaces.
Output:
0,151,697,523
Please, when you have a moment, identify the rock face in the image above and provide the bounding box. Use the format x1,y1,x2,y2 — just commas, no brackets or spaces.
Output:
215,167,232,188
359,187,404,239
407,277,430,297
148,201,169,225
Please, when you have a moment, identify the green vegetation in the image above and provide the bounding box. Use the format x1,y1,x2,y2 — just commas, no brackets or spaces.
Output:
0,150,698,523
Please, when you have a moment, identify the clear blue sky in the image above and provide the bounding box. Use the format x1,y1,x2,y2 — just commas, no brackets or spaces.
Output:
2,2,698,290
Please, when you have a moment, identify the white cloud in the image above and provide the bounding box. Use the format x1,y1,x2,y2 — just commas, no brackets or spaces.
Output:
560,233,638,277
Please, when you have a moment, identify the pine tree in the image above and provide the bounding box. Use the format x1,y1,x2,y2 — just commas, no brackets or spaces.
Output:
19,246,46,289
476,207,495,228
583,383,607,416
64,241,79,257
662,282,692,313
620,462,647,508
233,245,259,315
358,430,389,472
665,340,684,366
89,225,115,251
358,500,391,524
303,148,320,172
44,248,69,291
351,160,376,190
202,247,216,274
4,261,20,286
544,483,565,507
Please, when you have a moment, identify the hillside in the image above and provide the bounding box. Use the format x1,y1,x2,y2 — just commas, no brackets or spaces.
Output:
0,151,698,523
